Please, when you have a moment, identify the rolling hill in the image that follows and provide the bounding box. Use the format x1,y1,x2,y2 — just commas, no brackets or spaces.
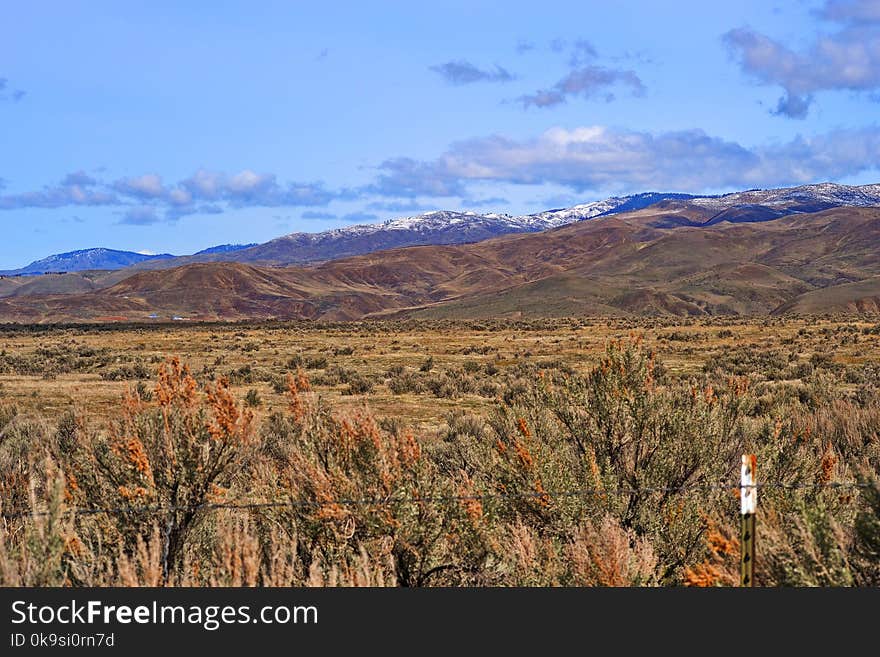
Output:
13,182,880,283
3,201,880,322
2,194,693,278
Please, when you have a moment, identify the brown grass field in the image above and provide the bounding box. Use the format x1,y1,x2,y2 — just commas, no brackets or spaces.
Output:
2,316,879,586
3,316,878,428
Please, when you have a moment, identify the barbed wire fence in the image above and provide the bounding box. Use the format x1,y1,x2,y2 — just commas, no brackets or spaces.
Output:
1,479,870,521
2,461,875,587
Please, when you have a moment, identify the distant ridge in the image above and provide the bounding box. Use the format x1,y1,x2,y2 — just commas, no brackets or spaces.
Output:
5,181,880,285
117,191,702,271
224,182,880,268
0,248,175,276
4,201,880,321
193,243,258,256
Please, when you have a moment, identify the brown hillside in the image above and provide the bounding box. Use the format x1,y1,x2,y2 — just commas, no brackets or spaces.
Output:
772,276,880,315
2,205,880,322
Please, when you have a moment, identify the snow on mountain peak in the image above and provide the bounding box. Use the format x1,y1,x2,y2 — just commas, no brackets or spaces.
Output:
10,181,880,274
689,182,880,210
266,182,880,254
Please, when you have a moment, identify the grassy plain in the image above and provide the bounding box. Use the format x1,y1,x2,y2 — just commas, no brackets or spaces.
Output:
2,316,878,429
2,316,879,587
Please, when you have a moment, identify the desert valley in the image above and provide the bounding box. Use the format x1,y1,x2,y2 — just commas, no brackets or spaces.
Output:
4,2,880,602
2,182,880,588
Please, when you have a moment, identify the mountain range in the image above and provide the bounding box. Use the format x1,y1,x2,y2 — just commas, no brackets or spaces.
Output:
0,244,257,276
6,183,880,277
1,193,698,276
0,248,175,276
2,182,880,321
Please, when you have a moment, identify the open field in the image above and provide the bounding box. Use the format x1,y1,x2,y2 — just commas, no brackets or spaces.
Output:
2,316,880,429
2,317,879,586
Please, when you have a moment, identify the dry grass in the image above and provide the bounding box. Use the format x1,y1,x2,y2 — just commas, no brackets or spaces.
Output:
1,317,877,430
1,317,879,586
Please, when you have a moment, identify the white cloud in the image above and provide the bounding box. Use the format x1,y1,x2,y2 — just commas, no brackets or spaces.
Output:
821,0,880,23
373,125,880,195
120,206,160,225
518,65,644,108
429,60,515,85
724,4,880,117
167,187,192,206
227,170,274,194
182,169,224,199
114,173,165,198
6,119,880,218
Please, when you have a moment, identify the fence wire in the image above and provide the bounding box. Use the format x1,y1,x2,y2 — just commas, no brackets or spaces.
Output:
1,480,872,520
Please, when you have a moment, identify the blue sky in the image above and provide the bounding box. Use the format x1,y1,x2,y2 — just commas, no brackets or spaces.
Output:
3,0,880,268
